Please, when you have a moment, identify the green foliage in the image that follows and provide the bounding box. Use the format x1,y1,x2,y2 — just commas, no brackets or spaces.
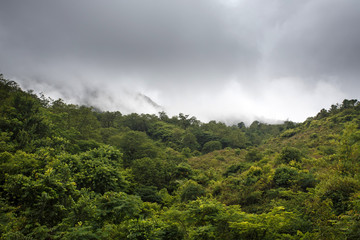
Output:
223,129,247,149
95,110,121,128
280,128,298,138
318,175,360,215
135,185,162,203
109,130,158,167
337,192,360,239
223,162,250,177
273,166,298,188
96,191,143,224
202,141,222,154
2,77,360,239
117,113,157,132
339,120,360,163
50,101,101,141
76,139,101,152
175,162,193,179
296,171,318,191
157,222,185,240
279,146,302,163
3,170,77,227
61,226,98,240
182,132,200,151
245,148,263,162
72,147,129,194
180,180,206,202
132,157,175,190
115,218,160,240
0,91,50,151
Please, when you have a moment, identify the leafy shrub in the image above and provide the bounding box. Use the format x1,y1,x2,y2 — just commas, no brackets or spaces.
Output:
319,145,336,155
296,172,318,191
135,185,162,203
279,147,302,163
223,162,250,177
180,181,206,202
132,157,174,189
76,139,100,152
244,166,263,186
175,162,193,179
157,223,185,240
310,133,318,139
96,192,143,224
273,166,298,188
202,141,222,154
281,129,298,138
320,176,360,215
245,149,262,162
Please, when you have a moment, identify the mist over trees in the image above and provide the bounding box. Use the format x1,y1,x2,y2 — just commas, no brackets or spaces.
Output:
1,74,360,239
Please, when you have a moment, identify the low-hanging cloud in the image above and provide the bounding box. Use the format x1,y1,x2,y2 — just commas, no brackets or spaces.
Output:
0,0,359,124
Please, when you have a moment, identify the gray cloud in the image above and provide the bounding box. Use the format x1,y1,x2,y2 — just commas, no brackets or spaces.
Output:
0,0,257,78
265,0,360,92
0,0,359,123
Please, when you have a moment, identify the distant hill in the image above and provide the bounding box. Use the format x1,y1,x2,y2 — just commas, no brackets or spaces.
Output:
1,74,360,239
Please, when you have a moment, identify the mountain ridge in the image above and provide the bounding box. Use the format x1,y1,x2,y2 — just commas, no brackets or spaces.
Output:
1,75,360,239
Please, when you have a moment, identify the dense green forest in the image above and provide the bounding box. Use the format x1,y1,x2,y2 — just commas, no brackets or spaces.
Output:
1,74,360,239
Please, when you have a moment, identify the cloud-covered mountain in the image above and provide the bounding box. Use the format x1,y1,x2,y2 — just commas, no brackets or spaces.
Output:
1,0,359,123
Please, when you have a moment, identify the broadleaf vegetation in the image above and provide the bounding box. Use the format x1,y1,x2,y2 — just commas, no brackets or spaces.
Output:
1,74,360,239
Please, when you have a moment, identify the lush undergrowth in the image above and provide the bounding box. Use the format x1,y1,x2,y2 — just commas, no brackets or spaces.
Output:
1,75,360,239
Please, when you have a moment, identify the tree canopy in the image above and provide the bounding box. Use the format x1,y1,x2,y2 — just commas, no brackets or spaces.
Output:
1,75,360,239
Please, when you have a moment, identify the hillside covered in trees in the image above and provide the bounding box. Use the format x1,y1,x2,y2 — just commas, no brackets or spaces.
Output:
1,75,360,239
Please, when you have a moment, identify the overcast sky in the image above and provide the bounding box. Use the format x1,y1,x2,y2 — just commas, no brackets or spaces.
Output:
1,0,360,124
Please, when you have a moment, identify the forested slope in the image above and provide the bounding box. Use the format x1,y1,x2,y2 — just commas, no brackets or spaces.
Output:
1,75,360,239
